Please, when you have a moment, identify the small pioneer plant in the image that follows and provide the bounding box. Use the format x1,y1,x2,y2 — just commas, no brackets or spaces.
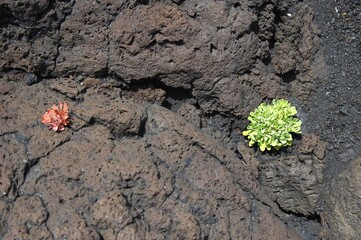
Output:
242,99,302,152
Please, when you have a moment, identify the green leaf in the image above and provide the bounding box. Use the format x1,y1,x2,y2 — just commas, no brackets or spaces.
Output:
242,99,302,152
260,143,266,151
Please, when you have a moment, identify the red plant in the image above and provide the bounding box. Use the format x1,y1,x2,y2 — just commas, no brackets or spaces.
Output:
41,102,70,132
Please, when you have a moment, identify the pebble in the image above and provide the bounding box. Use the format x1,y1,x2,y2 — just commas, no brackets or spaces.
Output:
339,106,349,115
25,73,40,86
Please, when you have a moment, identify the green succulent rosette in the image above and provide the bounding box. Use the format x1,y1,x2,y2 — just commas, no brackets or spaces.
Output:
242,99,302,151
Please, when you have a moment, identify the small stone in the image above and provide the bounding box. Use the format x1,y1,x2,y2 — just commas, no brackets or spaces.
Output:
25,73,40,86
339,106,349,115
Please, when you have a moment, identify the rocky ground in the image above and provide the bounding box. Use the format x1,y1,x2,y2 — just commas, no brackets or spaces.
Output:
305,0,361,239
0,0,360,239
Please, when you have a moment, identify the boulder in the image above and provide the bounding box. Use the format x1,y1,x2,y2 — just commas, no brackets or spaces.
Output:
258,134,326,216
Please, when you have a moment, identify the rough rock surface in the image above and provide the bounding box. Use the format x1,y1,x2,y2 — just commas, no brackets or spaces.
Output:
1,0,357,239
321,157,361,239
0,0,323,116
257,134,326,216
0,79,302,239
271,2,325,101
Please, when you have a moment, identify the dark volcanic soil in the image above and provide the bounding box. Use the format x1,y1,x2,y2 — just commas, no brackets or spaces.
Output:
0,0,360,239
305,0,361,178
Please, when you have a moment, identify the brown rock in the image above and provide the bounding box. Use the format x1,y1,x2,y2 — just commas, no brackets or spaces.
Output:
321,157,361,239
298,134,327,160
252,203,302,240
0,40,31,71
144,207,172,232
0,134,28,199
75,96,147,136
176,103,201,128
50,77,86,99
92,191,132,229
30,36,58,76
3,225,52,240
3,195,51,239
0,1,328,239
145,105,302,239
55,0,110,76
0,0,73,74
117,225,142,240
0,77,73,137
271,3,325,100
108,2,260,95
170,204,202,240
53,214,101,240
121,85,166,105
19,125,115,239
9,195,48,226
205,64,285,116
26,125,72,160
258,134,326,215
6,101,302,239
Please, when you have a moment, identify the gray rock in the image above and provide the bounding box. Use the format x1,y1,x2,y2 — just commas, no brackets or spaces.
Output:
25,73,39,86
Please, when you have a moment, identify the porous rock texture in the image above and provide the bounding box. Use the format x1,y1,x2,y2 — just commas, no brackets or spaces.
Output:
0,0,337,239
0,0,323,116
0,79,304,239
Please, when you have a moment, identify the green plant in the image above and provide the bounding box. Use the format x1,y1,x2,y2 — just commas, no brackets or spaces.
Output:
242,99,302,151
